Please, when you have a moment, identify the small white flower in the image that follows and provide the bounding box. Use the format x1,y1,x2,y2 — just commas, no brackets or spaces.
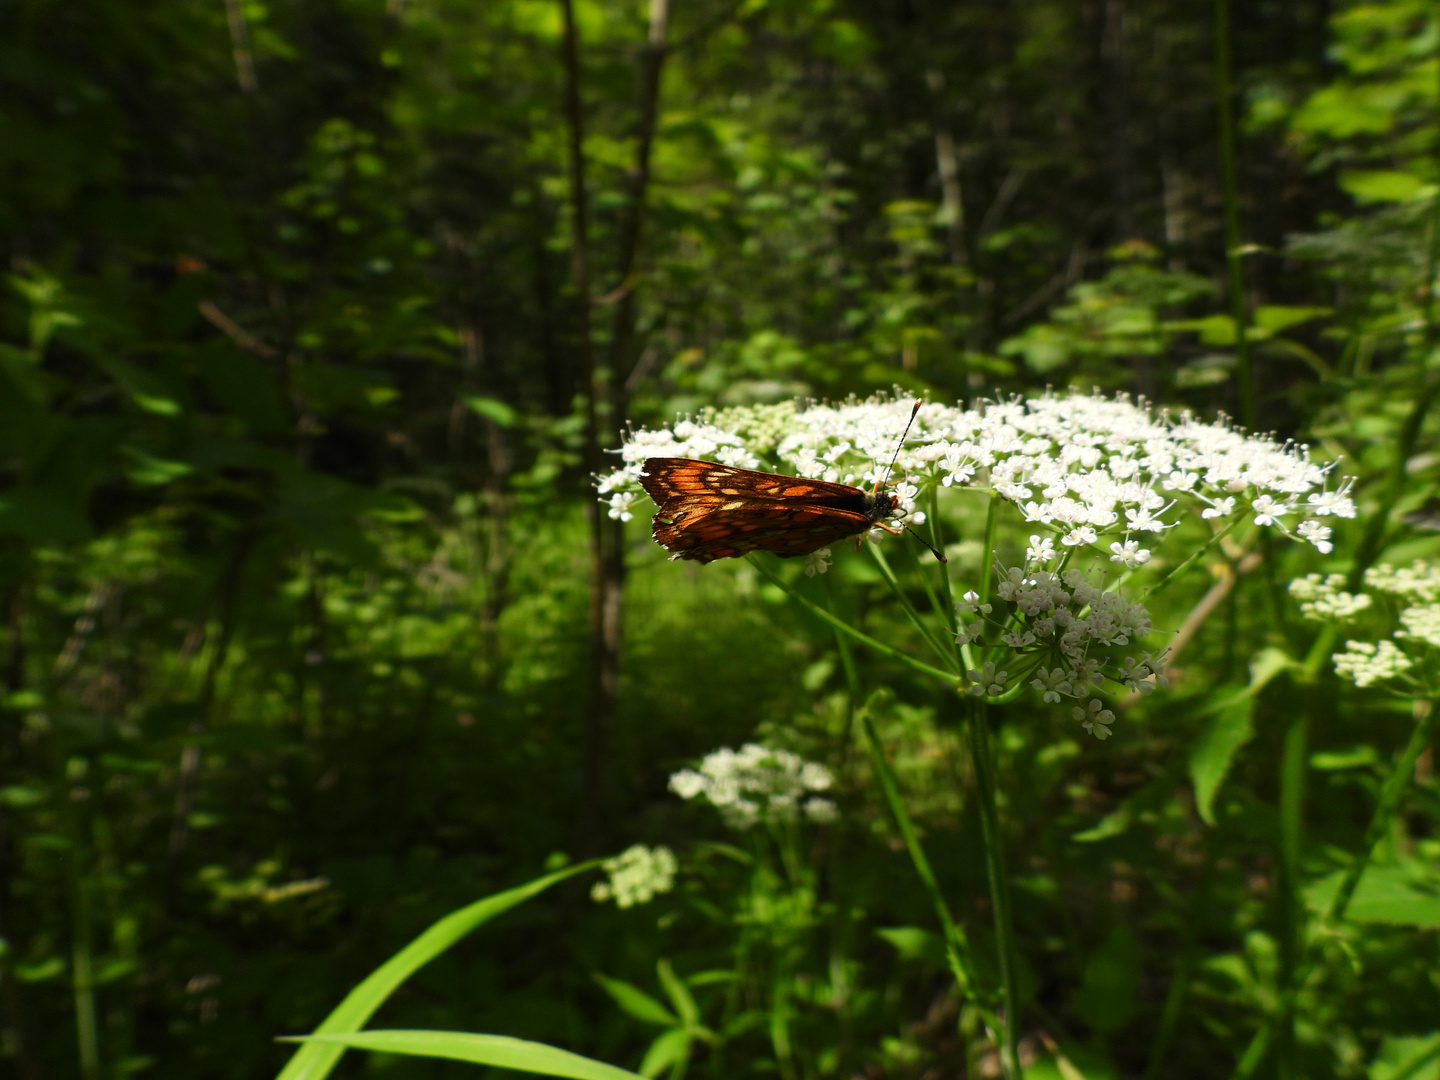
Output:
955,620,985,645
1073,698,1116,740
1026,535,1058,564
1108,539,1153,568
1296,519,1333,553
956,590,993,614
966,662,1009,697
1061,526,1098,547
1251,494,1293,527
1030,666,1072,703
1202,496,1237,520
804,548,833,577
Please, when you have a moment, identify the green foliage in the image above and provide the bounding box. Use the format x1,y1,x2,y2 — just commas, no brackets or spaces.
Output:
2,0,1440,1078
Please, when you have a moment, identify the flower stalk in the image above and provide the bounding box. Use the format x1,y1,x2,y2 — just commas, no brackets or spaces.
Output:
967,700,1022,1080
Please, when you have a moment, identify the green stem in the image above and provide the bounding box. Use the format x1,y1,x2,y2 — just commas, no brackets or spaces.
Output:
859,710,994,1027
927,485,959,643
967,699,1021,1080
69,860,100,1080
1214,0,1254,430
977,495,1000,608
1146,518,1239,601
1141,861,1212,1080
1327,698,1437,922
1274,702,1308,1080
1229,1023,1271,1080
824,575,864,757
747,557,956,686
867,544,960,672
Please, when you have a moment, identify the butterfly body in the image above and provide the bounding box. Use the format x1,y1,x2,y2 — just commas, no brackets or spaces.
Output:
640,457,900,563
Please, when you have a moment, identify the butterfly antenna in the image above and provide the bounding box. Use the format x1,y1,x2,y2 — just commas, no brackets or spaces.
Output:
905,524,948,563
874,400,923,494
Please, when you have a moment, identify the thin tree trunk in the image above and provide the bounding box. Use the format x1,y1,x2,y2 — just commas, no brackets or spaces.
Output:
558,0,614,858
926,70,969,272
565,0,671,857
1102,0,1135,241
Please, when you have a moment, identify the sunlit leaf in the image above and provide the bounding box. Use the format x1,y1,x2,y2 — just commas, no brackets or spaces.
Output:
288,1031,643,1080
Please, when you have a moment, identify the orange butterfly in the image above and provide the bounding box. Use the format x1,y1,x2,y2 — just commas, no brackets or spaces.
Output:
638,405,945,565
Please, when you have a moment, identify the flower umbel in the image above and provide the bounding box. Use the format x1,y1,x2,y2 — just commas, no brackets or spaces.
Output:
1289,560,1440,692
590,845,679,908
599,392,1354,562
669,744,837,829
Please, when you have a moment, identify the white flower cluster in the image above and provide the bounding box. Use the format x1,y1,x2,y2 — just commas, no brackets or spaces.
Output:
590,845,678,908
1288,573,1373,620
1332,640,1414,688
669,744,839,829
1289,561,1440,690
599,393,1354,557
957,558,1168,739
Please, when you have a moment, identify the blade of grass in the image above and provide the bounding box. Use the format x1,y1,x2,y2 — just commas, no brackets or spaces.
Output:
858,707,995,1026
284,1031,644,1080
275,862,596,1080
967,699,1021,1080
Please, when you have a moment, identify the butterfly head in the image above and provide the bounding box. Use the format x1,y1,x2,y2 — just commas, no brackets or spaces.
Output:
864,489,903,524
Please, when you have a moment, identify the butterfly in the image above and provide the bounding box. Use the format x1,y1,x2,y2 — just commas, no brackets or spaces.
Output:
638,404,945,565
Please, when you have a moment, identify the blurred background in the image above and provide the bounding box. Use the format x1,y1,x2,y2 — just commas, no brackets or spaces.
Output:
2,0,1439,1077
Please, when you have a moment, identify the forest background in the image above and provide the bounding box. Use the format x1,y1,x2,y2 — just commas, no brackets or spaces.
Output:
3,0,1440,1078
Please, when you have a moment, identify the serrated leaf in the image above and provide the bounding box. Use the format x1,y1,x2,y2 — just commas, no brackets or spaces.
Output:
1190,694,1254,827
288,1031,643,1080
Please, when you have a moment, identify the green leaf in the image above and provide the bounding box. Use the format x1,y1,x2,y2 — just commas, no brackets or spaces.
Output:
1368,1033,1440,1080
592,973,679,1027
463,395,518,428
124,448,193,486
1168,314,1237,346
876,927,948,966
639,1029,691,1079
1070,923,1140,1034
274,863,594,1080
1189,653,1287,827
1070,805,1133,843
1340,169,1432,205
1306,864,1440,927
288,1031,643,1080
1190,694,1253,827
656,960,699,1029
1252,306,1331,335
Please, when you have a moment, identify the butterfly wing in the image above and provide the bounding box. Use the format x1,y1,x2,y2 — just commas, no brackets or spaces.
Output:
641,458,872,504
651,493,874,563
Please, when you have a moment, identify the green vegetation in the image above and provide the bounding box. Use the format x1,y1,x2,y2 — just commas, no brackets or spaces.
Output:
2,0,1439,1078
